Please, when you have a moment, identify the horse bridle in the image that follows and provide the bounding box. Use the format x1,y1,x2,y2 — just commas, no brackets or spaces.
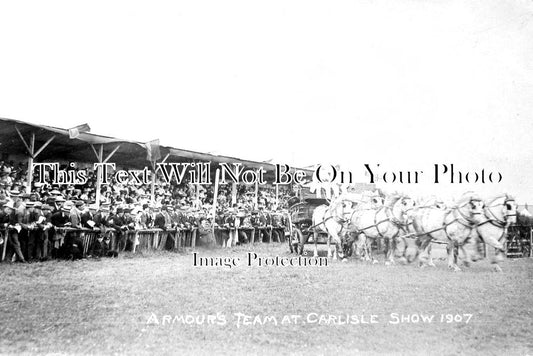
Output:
477,195,516,228
475,195,516,245
405,198,481,241
350,198,412,238
454,198,484,226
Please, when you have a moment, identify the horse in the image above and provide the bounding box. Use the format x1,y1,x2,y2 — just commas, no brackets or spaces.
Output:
350,195,415,265
302,194,384,260
405,193,485,272
467,194,517,272
400,197,447,267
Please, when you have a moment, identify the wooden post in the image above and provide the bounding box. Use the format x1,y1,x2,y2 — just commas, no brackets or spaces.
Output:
151,161,156,203
231,182,237,206
191,228,197,249
14,129,55,194
195,183,200,209
95,145,103,207
91,143,120,207
25,133,35,194
287,210,293,245
1,231,7,261
254,168,260,209
133,231,138,253
211,168,220,236
530,227,532,258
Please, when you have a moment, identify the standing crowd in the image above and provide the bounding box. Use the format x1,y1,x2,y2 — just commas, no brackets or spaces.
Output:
0,160,294,263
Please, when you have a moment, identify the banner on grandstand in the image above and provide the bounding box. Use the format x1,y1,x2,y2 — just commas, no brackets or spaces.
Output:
145,139,161,162
68,123,91,139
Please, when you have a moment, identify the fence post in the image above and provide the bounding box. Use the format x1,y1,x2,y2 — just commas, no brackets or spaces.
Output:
191,228,197,249
1,229,7,262
530,227,532,258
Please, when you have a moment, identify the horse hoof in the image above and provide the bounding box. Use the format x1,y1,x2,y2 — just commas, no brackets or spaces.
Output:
493,255,504,264
471,255,483,262
449,265,462,272
398,257,407,265
492,265,503,273
372,260,378,265
428,262,436,268
342,258,348,263
463,261,471,268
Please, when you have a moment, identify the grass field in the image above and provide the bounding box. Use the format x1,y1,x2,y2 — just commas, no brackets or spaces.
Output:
0,243,532,356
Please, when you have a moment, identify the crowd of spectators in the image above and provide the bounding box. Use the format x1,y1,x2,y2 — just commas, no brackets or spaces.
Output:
0,159,297,263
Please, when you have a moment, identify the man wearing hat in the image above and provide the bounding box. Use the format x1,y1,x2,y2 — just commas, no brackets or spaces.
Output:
9,189,25,215
70,201,85,228
2,201,26,263
36,203,53,260
20,201,39,261
93,204,112,229
51,203,72,228
109,207,131,252
49,203,72,258
52,196,66,213
139,203,153,229
81,204,98,229
197,217,216,249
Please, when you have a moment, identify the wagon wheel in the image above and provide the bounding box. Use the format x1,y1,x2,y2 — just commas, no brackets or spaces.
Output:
291,227,305,255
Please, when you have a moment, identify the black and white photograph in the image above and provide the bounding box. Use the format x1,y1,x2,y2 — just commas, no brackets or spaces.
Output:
0,1,532,355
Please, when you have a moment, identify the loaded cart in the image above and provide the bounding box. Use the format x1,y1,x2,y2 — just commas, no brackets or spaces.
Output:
287,198,329,254
506,225,532,258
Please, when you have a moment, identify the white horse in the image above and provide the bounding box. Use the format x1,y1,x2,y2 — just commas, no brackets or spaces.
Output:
406,193,485,272
306,194,385,260
401,197,447,267
467,194,517,272
350,195,416,265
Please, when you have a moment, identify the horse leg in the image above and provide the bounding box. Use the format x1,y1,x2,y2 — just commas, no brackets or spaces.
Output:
313,230,319,258
426,243,436,267
354,233,366,260
326,234,332,259
447,241,461,272
479,233,506,272
360,234,370,262
336,240,347,262
492,248,505,272
384,238,392,265
459,242,473,268
385,237,397,265
470,235,485,262
367,238,378,264
330,234,340,261
408,236,428,266
298,230,308,256
398,237,408,264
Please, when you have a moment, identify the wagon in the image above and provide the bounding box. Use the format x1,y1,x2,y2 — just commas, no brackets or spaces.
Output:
287,198,329,254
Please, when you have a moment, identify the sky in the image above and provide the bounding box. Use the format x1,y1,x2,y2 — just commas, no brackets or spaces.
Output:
0,0,532,202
